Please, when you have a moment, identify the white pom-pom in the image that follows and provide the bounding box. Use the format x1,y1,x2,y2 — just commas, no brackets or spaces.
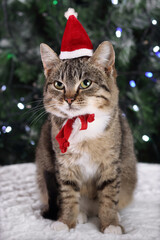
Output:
64,8,78,20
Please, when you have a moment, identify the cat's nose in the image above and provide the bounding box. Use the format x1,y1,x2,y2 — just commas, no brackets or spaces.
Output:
65,97,74,105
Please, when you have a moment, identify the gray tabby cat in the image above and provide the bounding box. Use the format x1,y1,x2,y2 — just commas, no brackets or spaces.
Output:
36,41,137,234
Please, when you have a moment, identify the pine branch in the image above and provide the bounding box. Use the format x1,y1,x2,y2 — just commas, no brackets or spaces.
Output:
2,0,21,58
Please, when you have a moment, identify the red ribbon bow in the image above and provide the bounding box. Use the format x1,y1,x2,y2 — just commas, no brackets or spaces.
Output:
55,114,95,153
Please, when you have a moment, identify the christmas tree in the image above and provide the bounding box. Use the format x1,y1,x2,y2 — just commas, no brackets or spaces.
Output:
0,0,160,165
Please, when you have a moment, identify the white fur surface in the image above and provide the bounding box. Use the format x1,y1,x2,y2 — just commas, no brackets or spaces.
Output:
0,163,160,240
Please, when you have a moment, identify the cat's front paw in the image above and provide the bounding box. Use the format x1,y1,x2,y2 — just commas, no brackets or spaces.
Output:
104,225,123,235
51,221,69,232
77,211,88,224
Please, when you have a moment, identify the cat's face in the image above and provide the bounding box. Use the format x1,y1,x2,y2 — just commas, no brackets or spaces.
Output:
40,42,118,119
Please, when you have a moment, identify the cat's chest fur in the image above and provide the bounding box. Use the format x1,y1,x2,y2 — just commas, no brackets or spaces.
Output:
67,114,111,181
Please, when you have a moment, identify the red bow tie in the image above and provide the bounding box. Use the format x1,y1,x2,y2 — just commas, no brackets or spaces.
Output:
55,114,95,153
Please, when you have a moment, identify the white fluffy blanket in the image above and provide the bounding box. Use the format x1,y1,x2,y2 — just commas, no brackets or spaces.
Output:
0,163,160,240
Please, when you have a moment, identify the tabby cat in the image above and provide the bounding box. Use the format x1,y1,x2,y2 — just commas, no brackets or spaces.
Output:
35,41,137,234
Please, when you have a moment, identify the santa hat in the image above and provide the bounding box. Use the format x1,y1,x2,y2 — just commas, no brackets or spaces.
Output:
59,8,93,60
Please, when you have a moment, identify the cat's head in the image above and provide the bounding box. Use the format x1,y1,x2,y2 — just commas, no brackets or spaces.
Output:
40,41,118,119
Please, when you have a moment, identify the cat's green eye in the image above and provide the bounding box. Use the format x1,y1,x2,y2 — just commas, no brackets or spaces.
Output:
80,80,92,89
54,81,64,90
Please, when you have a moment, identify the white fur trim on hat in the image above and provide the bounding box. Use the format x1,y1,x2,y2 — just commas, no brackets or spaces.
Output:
59,48,93,59
64,8,78,20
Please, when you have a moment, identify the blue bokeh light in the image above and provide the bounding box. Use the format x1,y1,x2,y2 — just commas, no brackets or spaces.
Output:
155,52,160,58
1,85,7,91
116,27,122,32
2,126,6,133
129,80,136,88
145,72,153,78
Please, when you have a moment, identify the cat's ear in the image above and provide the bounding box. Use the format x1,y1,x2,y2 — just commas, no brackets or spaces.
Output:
40,43,60,77
89,41,115,71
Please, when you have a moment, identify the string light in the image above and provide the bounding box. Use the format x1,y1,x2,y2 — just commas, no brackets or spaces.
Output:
115,27,122,38
17,12,24,17
1,85,7,91
52,0,58,5
142,135,150,142
25,125,30,132
152,19,157,25
1,126,12,133
26,104,32,109
145,72,153,78
155,52,160,58
7,53,15,60
153,46,159,53
129,80,136,88
6,126,12,133
17,102,25,110
111,0,118,4
20,97,25,101
30,140,35,145
2,126,6,133
132,105,139,112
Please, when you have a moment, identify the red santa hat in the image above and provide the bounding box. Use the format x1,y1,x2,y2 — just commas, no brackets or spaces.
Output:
59,8,93,60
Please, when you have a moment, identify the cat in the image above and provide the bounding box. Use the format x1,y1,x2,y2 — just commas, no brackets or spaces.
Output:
35,41,137,234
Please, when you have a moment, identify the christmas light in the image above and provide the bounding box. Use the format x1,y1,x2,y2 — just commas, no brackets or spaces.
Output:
133,105,139,112
52,0,58,5
20,97,25,101
129,80,136,88
145,72,153,78
6,126,12,133
155,52,160,58
142,135,150,142
1,125,12,133
17,102,25,110
26,104,32,109
153,46,159,53
111,0,118,4
115,27,122,38
1,85,7,91
7,53,15,60
152,19,157,25
2,126,6,133
25,125,30,132
30,140,35,145
17,12,24,16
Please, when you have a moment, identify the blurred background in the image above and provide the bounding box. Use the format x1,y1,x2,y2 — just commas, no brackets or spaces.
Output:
0,0,160,165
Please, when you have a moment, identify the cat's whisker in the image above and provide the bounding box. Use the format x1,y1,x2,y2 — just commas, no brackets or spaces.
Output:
21,105,45,120
26,99,44,105
26,102,59,115
30,110,47,126
27,105,44,112
26,104,60,122
27,108,45,123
